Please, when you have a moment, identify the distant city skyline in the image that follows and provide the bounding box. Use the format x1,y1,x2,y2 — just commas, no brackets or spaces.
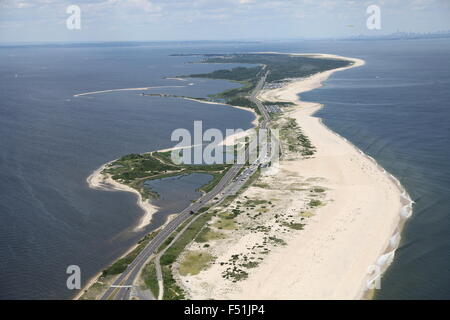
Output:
1,0,450,43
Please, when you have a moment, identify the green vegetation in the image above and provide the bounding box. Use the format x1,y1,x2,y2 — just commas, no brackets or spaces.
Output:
103,150,231,200
101,231,158,277
309,199,323,207
253,182,271,189
268,236,287,246
263,101,295,107
95,53,346,300
244,199,268,206
281,118,316,156
161,264,185,300
223,267,249,282
198,53,351,83
300,211,315,218
181,53,350,126
241,261,259,269
184,59,264,112
79,278,112,300
213,217,236,230
104,153,178,184
158,209,217,299
283,222,306,230
199,170,227,193
226,97,259,114
141,262,159,298
195,227,226,243
178,251,214,276
188,66,261,82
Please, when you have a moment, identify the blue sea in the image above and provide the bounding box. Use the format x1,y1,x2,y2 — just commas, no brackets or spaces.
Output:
0,39,449,299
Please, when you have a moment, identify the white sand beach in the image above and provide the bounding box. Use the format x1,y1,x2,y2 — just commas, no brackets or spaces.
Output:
87,162,159,231
178,54,411,300
85,97,258,232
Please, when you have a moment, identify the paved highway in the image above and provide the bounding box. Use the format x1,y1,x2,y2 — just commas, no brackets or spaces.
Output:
100,162,243,300
100,71,271,301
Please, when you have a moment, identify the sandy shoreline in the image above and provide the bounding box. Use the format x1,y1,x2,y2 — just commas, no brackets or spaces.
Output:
178,53,412,300
87,161,160,231
240,54,411,299
85,98,258,232
79,96,259,299
82,53,412,300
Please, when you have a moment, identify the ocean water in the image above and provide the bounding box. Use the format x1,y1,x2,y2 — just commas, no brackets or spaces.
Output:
0,44,256,299
269,39,450,299
0,39,449,299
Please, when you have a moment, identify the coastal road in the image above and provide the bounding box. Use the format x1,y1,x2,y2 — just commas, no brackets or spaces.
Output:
101,162,244,300
252,71,270,124
101,70,271,301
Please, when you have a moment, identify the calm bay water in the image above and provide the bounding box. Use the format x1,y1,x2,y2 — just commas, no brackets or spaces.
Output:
0,39,449,299
143,173,213,229
0,44,255,299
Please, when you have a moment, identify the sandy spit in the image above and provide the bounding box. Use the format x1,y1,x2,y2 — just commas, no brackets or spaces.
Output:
180,53,412,300
239,53,411,299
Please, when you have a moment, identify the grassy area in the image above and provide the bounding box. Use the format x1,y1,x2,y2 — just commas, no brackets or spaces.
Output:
213,218,236,230
103,150,231,200
162,264,185,300
184,59,263,110
268,236,287,246
309,199,323,207
195,227,226,243
198,170,227,193
253,182,271,189
263,101,295,107
101,231,159,277
283,222,305,230
187,66,262,82
281,118,316,156
104,153,178,183
158,209,218,299
244,199,268,206
79,275,116,300
197,53,351,82
226,96,260,114
300,211,315,218
178,251,214,276
141,261,159,298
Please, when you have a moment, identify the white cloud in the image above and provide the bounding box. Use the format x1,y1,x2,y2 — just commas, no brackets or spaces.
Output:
412,0,435,10
126,0,161,12
0,0,34,9
16,2,33,8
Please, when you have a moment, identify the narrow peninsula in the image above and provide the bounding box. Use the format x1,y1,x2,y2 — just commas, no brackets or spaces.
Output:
80,53,410,301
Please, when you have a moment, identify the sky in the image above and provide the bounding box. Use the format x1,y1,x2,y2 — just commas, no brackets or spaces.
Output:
1,0,450,43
